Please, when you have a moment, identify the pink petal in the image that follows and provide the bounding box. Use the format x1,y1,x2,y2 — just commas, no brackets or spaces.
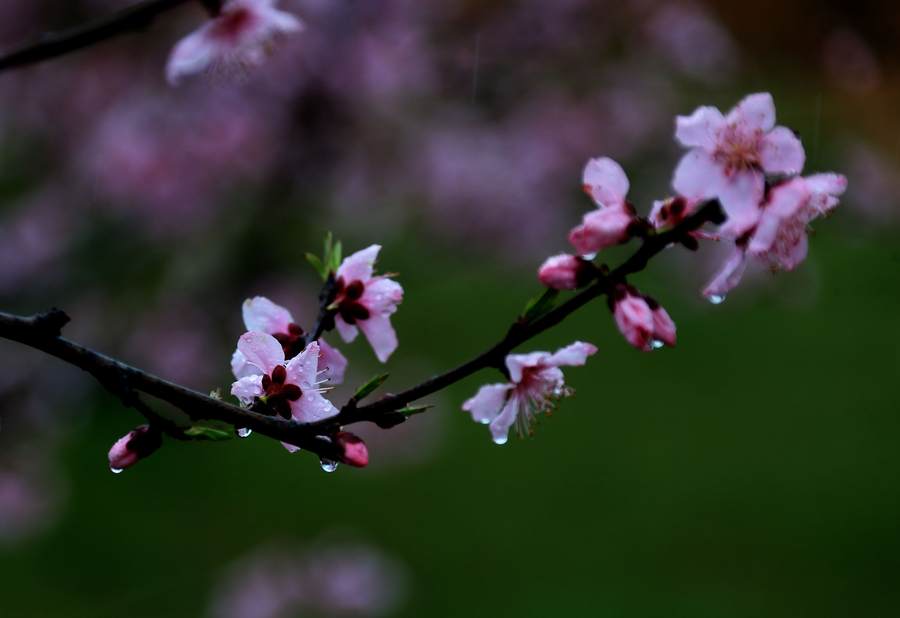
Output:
288,389,336,423
651,306,677,347
335,432,369,467
717,168,765,235
462,383,513,425
613,293,654,352
545,342,598,367
165,25,219,86
506,351,550,384
285,341,320,390
337,245,381,284
318,339,347,385
231,374,264,406
582,157,629,207
672,149,726,201
360,277,403,315
356,312,398,363
702,244,748,299
242,296,293,334
675,106,726,149
727,93,775,132
748,179,809,255
567,205,635,255
108,433,140,470
779,232,808,271
237,332,285,375
758,126,806,176
334,315,360,343
806,172,847,198
489,395,520,445
231,349,255,380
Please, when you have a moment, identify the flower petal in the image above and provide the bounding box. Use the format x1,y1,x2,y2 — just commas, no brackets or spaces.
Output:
231,375,264,406
237,332,285,375
360,277,403,315
545,342,598,368
727,93,775,132
356,312,398,363
231,349,258,380
489,396,520,445
717,169,765,235
318,339,347,385
165,25,219,86
672,149,726,201
334,315,359,343
703,244,748,299
758,126,806,176
337,245,381,284
582,157,629,207
285,341,319,390
567,205,635,255
242,296,293,334
506,351,550,384
675,106,726,149
462,383,512,425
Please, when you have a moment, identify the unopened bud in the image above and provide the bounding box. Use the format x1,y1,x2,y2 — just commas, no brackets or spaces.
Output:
644,295,677,347
108,425,162,472
611,284,654,352
537,254,595,290
335,431,369,468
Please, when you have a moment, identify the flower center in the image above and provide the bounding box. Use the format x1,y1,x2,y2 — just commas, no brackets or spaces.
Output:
333,277,370,325
714,126,760,173
210,6,256,42
271,323,306,360
260,365,302,419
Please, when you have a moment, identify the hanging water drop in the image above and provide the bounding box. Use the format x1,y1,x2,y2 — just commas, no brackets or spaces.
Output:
708,294,725,305
581,252,597,261
651,339,664,349
493,435,509,445
320,459,339,473
237,428,252,438
111,468,123,474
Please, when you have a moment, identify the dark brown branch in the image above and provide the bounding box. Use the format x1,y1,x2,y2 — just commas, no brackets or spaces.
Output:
304,272,338,347
0,200,722,461
0,0,196,72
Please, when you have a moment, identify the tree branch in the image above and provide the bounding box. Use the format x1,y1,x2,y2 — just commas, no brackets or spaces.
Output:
0,0,197,72
0,200,722,461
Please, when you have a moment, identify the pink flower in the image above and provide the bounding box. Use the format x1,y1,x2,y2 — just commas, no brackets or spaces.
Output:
702,173,847,300
673,93,806,234
537,254,596,290
231,297,347,385
461,342,598,444
610,285,676,351
335,431,369,468
166,0,303,86
332,246,404,363
568,157,639,255
108,425,161,472
231,333,336,453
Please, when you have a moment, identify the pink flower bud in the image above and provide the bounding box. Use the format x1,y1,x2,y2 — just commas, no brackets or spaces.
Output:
645,296,677,347
108,425,161,472
335,431,369,468
537,254,595,290
610,285,654,352
568,205,637,256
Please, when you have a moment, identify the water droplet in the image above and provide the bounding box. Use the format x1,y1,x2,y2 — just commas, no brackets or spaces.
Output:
651,339,664,349
237,428,252,438
479,418,490,425
307,394,315,401
111,468,123,474
581,252,597,261
320,459,339,473
493,435,509,445
708,294,725,305
323,401,333,411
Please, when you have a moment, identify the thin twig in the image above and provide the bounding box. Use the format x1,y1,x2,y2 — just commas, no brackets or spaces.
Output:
0,0,197,72
0,200,722,460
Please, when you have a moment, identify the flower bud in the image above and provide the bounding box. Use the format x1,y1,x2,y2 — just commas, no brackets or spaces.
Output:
335,431,369,468
568,204,637,256
645,295,677,347
108,425,162,472
610,285,654,352
537,254,595,290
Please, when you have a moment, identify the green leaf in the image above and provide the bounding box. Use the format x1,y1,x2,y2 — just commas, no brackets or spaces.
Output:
352,373,390,403
331,240,342,273
183,426,234,441
522,289,559,322
304,252,328,280
396,405,433,417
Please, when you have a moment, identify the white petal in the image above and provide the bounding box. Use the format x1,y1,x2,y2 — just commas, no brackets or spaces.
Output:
242,296,293,334
237,332,285,375
703,244,748,299
462,383,512,425
505,351,550,384
758,126,806,176
545,342,598,368
337,245,381,284
582,157,629,207
285,341,319,389
727,93,775,132
675,106,726,149
357,312,398,363
231,375,264,406
334,315,359,343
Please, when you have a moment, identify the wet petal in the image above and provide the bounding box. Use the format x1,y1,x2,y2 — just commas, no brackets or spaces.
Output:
334,315,359,343
506,351,550,384
242,296,293,334
356,312,398,363
545,342,598,368
727,93,775,132
567,205,635,255
672,149,726,201
231,349,257,380
462,383,512,425
285,341,319,389
489,395,520,445
360,277,403,315
717,169,765,235
231,375,264,406
703,244,748,299
288,389,337,423
237,332,285,375
337,245,381,284
318,339,348,385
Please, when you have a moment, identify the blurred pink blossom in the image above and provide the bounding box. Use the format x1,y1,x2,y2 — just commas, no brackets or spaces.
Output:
538,254,595,290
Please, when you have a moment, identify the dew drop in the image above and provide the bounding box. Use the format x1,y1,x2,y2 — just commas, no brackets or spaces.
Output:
237,428,252,438
323,401,333,411
651,339,664,349
493,435,509,445
320,459,339,473
581,252,597,261
307,394,315,401
111,468,123,474
479,418,490,425
708,294,725,305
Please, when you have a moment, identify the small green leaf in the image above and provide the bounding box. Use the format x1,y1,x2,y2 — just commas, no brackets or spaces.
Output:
396,405,432,417
304,252,328,280
331,240,342,273
323,230,333,259
184,426,233,441
352,373,390,402
522,289,559,322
